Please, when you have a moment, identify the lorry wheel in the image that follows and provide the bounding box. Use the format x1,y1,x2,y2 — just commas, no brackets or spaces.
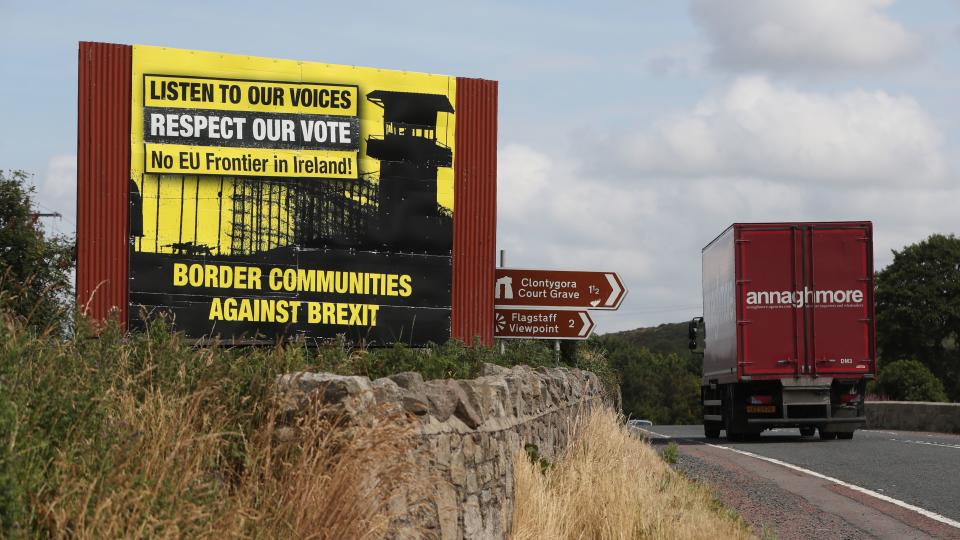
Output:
704,425,721,439
837,432,854,440
819,430,838,440
799,426,815,437
723,390,743,441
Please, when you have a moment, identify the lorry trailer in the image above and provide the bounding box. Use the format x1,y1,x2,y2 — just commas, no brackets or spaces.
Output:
690,222,876,440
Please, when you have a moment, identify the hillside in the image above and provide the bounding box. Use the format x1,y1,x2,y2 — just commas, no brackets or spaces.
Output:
601,322,690,359
594,323,703,425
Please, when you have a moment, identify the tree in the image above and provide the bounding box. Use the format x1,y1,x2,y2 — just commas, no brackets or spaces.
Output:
0,170,74,331
876,359,948,402
876,234,960,401
599,334,701,424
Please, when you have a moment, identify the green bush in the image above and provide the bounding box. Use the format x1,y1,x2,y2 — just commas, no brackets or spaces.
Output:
598,334,701,425
661,442,679,465
304,336,558,382
876,359,949,402
0,170,74,332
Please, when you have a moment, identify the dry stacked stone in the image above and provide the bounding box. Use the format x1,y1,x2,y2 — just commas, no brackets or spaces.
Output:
276,363,604,539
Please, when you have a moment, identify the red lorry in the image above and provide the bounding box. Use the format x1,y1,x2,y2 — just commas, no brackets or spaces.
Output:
690,222,876,440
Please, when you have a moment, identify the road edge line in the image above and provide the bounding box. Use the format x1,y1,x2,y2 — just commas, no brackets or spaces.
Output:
702,442,960,530
633,426,670,439
636,427,960,530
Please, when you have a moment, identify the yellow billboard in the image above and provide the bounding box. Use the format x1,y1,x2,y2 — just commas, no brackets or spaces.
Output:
128,45,458,344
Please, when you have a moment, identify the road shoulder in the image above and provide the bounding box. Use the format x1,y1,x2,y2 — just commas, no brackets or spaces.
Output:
660,439,958,539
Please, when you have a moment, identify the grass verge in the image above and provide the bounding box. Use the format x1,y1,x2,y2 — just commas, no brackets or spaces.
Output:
511,407,753,539
0,308,429,538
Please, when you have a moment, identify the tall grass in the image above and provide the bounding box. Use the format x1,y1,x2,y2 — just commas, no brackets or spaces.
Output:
512,407,753,540
0,304,430,538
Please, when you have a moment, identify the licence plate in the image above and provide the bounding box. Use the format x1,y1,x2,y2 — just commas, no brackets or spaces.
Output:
746,405,776,413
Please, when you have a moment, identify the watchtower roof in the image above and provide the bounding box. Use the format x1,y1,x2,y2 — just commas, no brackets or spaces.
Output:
367,91,454,125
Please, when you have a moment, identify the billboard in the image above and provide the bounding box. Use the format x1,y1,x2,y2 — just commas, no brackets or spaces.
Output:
127,45,460,344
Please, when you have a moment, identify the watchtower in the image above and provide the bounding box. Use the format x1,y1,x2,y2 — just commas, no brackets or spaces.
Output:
366,90,454,253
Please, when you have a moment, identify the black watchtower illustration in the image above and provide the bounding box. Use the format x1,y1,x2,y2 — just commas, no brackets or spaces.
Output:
366,91,454,253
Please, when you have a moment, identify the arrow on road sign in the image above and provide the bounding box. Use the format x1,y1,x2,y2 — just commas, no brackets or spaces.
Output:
604,272,623,307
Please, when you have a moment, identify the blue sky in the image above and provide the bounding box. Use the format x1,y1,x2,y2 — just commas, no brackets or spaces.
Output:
2,0,959,332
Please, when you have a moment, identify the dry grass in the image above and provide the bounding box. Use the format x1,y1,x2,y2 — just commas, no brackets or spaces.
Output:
512,407,754,540
34,373,422,539
0,298,438,539
234,400,424,539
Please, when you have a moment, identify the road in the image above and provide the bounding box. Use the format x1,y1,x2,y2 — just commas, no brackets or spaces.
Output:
642,425,960,539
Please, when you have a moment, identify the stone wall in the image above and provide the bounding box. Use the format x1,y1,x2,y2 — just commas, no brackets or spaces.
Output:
865,401,960,434
276,363,605,539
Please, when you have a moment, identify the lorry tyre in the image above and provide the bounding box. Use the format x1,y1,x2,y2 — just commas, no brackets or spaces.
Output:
724,415,743,441
837,432,854,440
819,429,837,440
704,425,721,439
724,394,743,441
799,426,815,437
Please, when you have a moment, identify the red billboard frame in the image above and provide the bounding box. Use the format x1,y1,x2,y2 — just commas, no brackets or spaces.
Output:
76,42,497,346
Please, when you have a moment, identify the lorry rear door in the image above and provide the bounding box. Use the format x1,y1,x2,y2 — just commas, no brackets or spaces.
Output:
738,226,804,378
806,224,875,376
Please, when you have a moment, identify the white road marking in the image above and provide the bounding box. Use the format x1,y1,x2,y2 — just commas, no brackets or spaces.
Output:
864,429,960,441
860,429,900,436
892,439,960,450
632,426,670,439
630,426,670,440
640,427,960,530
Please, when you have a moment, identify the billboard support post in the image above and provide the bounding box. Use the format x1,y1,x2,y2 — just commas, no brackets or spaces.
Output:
498,249,506,355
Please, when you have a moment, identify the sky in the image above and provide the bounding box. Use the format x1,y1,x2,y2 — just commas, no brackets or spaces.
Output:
2,0,959,333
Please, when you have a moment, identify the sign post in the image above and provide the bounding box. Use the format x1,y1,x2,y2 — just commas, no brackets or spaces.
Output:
498,249,506,354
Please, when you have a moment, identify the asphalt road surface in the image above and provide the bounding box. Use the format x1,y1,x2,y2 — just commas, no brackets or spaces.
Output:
642,426,960,539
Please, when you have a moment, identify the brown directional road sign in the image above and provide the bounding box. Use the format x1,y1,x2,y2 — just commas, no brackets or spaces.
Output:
494,308,595,340
493,268,626,310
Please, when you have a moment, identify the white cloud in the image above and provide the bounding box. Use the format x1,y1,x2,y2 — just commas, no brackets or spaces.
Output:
612,76,946,187
497,77,958,332
497,145,663,318
691,0,920,73
643,44,707,77
41,154,76,200
498,144,553,223
498,144,659,255
33,154,76,235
